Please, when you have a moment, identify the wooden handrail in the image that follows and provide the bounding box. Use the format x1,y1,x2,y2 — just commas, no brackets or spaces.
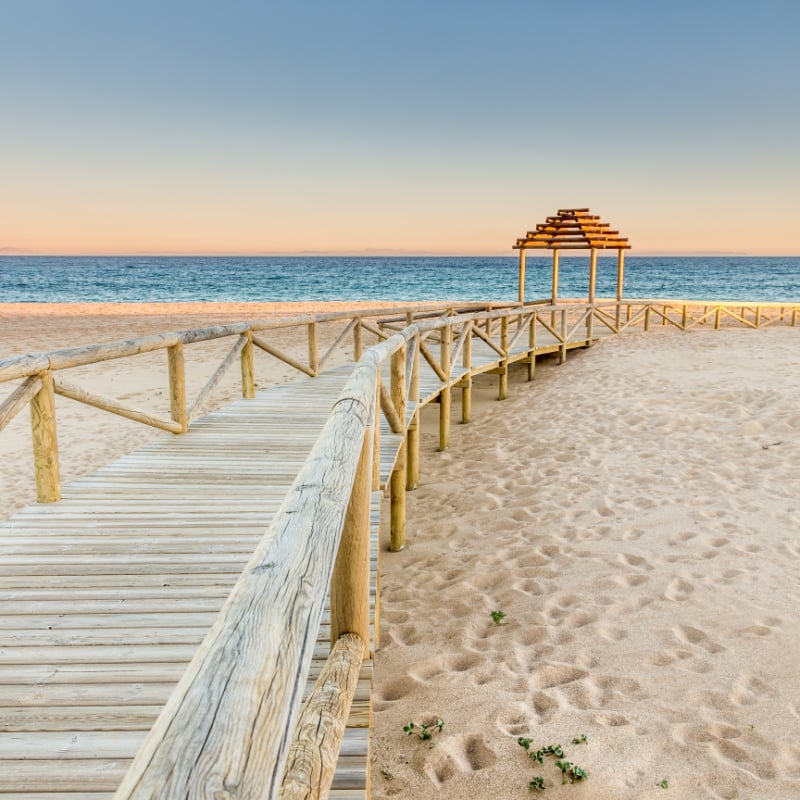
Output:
279,633,366,800
112,347,385,800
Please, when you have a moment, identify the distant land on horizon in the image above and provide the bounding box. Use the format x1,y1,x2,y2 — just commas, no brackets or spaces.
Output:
1,247,789,258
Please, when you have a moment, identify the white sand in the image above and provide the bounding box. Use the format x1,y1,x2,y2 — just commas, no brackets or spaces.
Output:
372,328,800,799
2,308,798,798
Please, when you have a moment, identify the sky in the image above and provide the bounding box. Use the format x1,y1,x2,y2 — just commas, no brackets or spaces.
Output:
1,1,798,256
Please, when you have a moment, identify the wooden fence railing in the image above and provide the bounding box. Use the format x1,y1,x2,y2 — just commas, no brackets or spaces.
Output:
1,297,798,798
0,302,497,503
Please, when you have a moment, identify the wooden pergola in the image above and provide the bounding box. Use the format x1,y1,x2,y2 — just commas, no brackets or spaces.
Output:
513,207,631,305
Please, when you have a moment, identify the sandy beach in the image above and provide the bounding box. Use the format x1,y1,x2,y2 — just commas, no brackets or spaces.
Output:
1,306,799,798
372,326,800,799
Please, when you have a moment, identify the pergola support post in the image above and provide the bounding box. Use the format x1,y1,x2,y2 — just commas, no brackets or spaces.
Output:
550,249,560,328
615,249,625,330
587,248,597,341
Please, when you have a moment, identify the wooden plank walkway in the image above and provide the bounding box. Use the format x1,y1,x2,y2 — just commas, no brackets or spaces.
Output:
0,365,378,799
0,315,604,797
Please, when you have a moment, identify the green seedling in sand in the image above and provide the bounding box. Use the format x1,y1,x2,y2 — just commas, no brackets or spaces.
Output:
518,737,588,789
554,760,573,784
569,765,588,782
403,719,444,741
657,778,670,789
554,760,588,784
490,610,507,625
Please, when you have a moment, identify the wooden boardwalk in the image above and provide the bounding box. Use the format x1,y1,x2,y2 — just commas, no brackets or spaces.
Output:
0,311,605,798
0,365,380,798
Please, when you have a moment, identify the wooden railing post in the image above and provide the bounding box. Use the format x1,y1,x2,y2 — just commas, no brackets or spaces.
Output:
167,343,188,433
406,333,420,491
439,323,452,451
330,427,373,646
390,345,406,552
30,370,61,503
241,330,255,399
354,318,363,361
498,315,509,400
714,307,722,330
681,304,688,330
372,370,380,491
308,322,319,376
461,322,472,423
644,306,652,333
527,312,537,381
559,308,568,364
626,304,632,323
755,306,762,327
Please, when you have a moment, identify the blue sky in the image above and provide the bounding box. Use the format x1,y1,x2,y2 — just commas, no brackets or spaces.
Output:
2,1,798,254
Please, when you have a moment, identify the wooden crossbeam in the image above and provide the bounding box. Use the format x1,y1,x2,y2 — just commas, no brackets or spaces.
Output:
0,375,42,433
53,377,182,434
252,334,316,378
470,322,506,358
187,335,248,423
418,340,448,382
318,318,359,373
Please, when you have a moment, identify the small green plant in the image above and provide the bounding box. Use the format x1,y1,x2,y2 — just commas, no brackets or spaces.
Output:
554,759,573,784
518,737,588,789
403,719,444,741
570,765,588,781
657,778,670,789
490,610,507,625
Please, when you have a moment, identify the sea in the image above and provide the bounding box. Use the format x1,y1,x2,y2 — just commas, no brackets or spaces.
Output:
0,256,798,304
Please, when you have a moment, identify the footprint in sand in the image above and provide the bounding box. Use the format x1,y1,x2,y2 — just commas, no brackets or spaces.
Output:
663,577,694,602
675,624,726,654
495,703,534,736
729,672,775,706
618,553,653,570
421,734,497,786
376,675,419,703
529,662,588,690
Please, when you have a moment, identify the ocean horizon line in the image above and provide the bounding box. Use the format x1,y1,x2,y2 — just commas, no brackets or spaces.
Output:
3,250,799,258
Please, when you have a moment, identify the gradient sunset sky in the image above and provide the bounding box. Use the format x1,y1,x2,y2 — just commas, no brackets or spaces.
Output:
2,1,798,256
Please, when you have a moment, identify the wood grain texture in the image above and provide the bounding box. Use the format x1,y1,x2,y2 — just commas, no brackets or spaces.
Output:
279,633,365,800
30,371,61,503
